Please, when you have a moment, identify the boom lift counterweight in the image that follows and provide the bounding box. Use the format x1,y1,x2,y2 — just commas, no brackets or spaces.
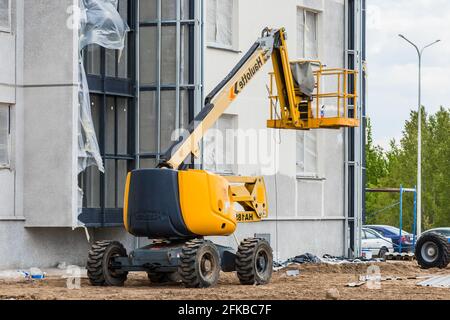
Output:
86,28,360,288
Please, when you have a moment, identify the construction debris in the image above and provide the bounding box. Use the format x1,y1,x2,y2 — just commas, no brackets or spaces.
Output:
274,253,385,270
286,270,300,277
416,275,450,288
346,281,366,287
274,253,321,269
321,254,385,264
326,288,341,300
291,253,322,264
385,252,415,261
0,268,46,281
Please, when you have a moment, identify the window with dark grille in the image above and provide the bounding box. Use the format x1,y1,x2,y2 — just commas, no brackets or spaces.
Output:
78,0,136,227
139,0,202,169
79,0,202,227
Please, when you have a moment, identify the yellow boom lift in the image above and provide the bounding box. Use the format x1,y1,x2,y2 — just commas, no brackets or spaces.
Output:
87,28,359,288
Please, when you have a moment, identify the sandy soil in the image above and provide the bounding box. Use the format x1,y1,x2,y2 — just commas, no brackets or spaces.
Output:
0,261,449,300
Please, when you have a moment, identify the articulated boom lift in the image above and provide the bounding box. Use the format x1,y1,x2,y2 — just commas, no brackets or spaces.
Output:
87,28,359,288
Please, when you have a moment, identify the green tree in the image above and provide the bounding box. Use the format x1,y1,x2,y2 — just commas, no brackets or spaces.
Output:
365,119,388,187
365,107,450,232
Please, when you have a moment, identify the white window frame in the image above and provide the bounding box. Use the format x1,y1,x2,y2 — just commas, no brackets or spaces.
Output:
296,131,319,178
206,0,238,51
0,105,11,169
0,0,11,33
297,7,319,59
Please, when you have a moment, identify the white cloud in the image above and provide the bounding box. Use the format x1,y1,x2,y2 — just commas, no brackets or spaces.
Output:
367,0,450,148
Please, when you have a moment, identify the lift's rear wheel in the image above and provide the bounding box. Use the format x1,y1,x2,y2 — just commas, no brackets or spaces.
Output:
415,233,450,269
87,241,128,286
179,239,221,288
236,238,273,285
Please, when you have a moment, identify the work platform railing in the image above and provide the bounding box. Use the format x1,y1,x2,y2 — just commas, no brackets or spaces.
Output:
268,60,359,130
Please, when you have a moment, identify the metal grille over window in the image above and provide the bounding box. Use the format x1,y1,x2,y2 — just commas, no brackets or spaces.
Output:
78,0,202,226
139,0,202,167
77,0,130,227
0,106,9,167
78,0,130,175
207,0,233,48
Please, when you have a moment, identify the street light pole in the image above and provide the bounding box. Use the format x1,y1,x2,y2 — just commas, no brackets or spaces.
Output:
399,35,440,236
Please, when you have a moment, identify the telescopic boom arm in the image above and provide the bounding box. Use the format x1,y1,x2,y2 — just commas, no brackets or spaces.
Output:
161,28,283,170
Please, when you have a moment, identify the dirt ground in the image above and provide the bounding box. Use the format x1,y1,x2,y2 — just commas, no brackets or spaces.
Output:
0,261,449,300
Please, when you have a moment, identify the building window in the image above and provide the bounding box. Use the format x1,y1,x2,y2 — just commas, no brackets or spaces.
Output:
78,0,136,227
0,105,10,168
296,131,318,177
296,8,319,178
207,0,236,50
0,0,10,32
297,7,319,59
204,114,236,174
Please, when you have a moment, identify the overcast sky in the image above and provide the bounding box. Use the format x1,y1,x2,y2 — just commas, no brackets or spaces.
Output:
367,0,450,148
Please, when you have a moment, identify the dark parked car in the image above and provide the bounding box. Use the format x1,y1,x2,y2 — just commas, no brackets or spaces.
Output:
421,228,450,243
364,225,414,253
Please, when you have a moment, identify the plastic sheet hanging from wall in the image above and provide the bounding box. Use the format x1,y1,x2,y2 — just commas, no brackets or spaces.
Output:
78,0,129,174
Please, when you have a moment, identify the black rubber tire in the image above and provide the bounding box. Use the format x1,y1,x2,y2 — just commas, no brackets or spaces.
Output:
179,239,221,288
378,247,388,260
415,232,450,269
236,238,273,285
87,241,128,286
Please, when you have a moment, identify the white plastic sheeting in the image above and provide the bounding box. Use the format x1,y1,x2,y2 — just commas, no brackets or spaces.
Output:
79,0,129,50
78,0,129,174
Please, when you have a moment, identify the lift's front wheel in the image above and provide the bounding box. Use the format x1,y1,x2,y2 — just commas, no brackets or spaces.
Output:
236,238,273,285
87,241,128,286
179,239,221,288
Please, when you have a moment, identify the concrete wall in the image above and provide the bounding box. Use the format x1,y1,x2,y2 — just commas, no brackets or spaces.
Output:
22,0,79,227
0,0,17,219
0,223,137,269
1,0,80,226
0,0,128,269
205,0,347,260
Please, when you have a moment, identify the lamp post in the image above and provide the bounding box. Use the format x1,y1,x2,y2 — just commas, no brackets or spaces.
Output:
398,35,441,236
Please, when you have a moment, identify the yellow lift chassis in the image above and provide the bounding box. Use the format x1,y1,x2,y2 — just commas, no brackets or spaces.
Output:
86,28,360,288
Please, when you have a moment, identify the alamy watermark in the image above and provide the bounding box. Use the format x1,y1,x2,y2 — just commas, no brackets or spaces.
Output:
170,126,283,175
63,265,82,290
364,265,382,290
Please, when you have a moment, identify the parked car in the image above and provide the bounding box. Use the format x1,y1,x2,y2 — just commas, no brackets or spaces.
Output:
415,228,450,269
421,228,450,242
364,225,414,253
361,227,394,259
